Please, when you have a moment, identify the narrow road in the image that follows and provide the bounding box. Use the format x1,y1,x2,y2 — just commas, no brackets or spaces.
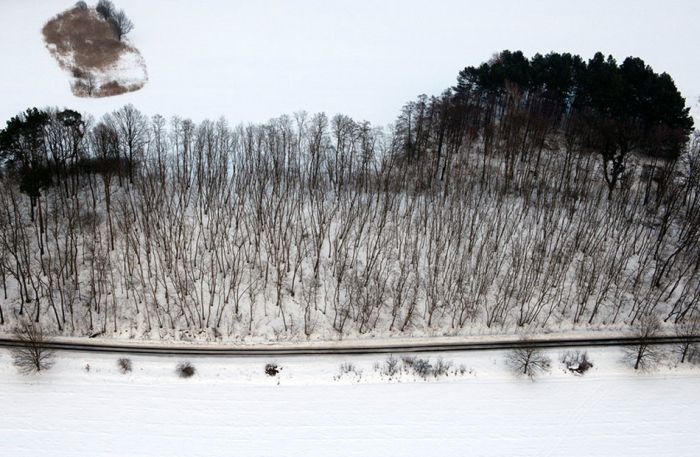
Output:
0,334,697,356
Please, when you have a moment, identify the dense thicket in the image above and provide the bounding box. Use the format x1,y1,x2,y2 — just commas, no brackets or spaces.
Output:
0,51,697,341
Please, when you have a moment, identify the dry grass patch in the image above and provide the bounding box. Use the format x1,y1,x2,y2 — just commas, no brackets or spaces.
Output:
42,4,147,97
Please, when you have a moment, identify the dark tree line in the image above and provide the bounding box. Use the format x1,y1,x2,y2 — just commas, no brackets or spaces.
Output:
442,50,694,198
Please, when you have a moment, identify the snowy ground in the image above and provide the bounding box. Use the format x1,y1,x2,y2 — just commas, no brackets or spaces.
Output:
1,347,698,456
1,0,699,125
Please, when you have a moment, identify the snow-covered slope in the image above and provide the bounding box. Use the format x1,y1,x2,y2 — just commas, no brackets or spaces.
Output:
1,347,698,456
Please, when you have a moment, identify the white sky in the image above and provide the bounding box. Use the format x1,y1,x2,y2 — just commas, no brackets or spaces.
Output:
1,0,699,125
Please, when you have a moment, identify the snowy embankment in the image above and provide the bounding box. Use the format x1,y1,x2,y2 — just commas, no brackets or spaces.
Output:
1,347,698,456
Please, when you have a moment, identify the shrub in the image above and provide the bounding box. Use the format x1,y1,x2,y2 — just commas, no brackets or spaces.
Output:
432,358,453,378
75,1,88,11
265,363,280,377
375,356,400,378
118,357,132,374
400,356,453,379
338,362,357,375
176,361,196,378
561,351,593,375
412,358,433,378
335,362,363,380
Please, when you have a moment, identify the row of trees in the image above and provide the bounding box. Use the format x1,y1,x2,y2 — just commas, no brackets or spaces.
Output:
0,52,697,342
10,316,696,375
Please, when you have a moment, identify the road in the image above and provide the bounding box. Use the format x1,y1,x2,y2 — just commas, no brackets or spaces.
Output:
0,334,697,356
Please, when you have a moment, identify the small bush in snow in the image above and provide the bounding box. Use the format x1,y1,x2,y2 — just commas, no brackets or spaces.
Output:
432,358,453,378
335,362,363,381
75,1,88,10
401,356,416,367
265,363,280,377
412,358,433,378
338,362,358,375
118,358,132,374
561,351,593,375
386,356,460,379
176,361,196,378
375,356,400,378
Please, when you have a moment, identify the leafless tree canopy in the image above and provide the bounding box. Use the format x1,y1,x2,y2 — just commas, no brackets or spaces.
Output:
0,101,699,343
506,342,551,378
96,0,115,20
624,314,663,370
95,0,133,41
110,9,134,41
11,320,55,374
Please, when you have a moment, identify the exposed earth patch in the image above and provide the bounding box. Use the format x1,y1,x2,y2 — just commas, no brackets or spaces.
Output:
42,3,147,98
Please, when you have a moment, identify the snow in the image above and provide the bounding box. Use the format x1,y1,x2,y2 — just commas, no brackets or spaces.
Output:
94,46,147,88
1,347,698,456
1,0,699,125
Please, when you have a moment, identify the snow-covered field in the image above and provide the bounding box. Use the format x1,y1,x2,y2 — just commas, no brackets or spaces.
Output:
1,0,698,125
1,347,698,456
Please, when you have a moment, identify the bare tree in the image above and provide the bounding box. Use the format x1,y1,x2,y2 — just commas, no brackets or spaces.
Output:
675,315,699,364
625,314,662,370
506,340,551,379
96,0,115,20
12,320,55,374
110,9,134,41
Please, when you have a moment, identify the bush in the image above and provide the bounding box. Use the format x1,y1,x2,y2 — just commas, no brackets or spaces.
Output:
338,362,357,375
432,358,453,378
375,356,400,378
561,351,593,375
118,357,132,374
412,358,433,378
75,1,88,10
265,363,280,377
176,361,196,378
335,362,363,380
399,356,453,379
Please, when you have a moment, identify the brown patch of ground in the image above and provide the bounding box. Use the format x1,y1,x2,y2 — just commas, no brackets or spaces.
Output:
42,6,147,98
